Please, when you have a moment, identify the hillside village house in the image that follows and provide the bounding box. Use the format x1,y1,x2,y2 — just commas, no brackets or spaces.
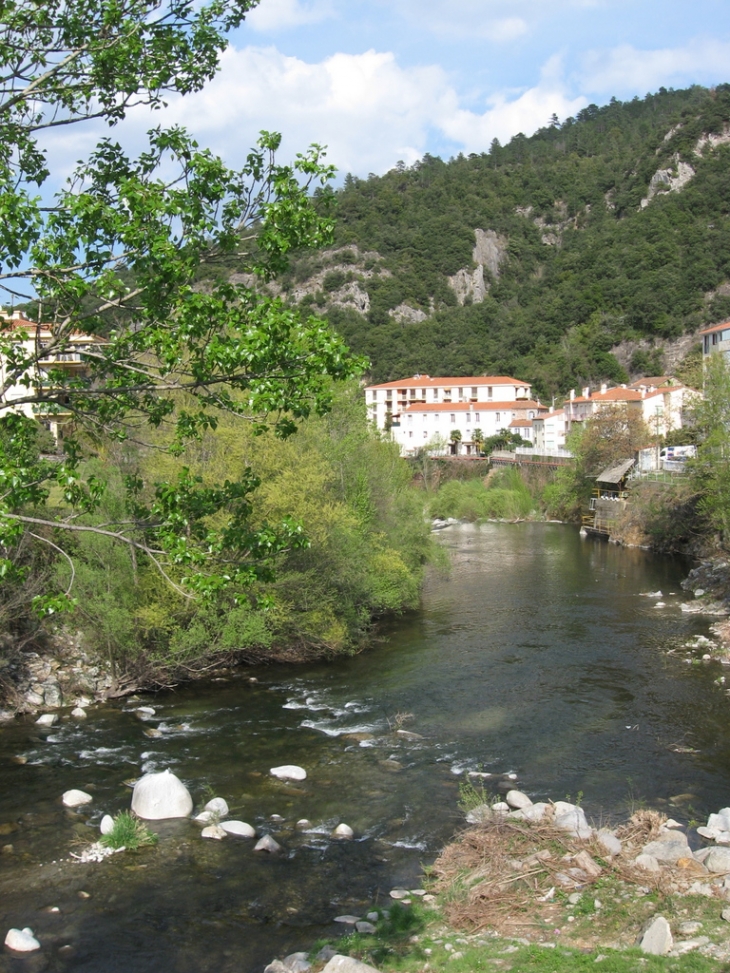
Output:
700,320,730,363
532,409,569,452
562,381,696,438
0,309,103,441
364,375,544,455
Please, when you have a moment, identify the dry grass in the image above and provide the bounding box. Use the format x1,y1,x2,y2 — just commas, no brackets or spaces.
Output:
431,809,678,934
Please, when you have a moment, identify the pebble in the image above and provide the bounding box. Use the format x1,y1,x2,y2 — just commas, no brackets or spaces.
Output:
334,916,360,925
332,823,353,839
36,714,58,726
220,820,256,838
389,888,409,899
71,707,87,720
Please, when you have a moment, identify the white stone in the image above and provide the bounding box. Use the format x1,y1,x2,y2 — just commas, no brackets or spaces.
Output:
71,708,87,720
131,770,193,820
466,804,493,825
511,802,548,823
204,797,229,818
389,888,409,899
100,814,114,835
5,928,40,952
135,706,155,718
708,811,730,832
194,810,215,824
255,834,281,853
220,820,256,838
703,847,730,873
553,802,593,839
491,802,510,814
333,823,354,839
642,832,691,863
270,765,307,781
296,819,313,830
201,825,226,840
36,714,58,726
355,922,376,934
321,956,382,973
635,854,661,872
505,789,533,809
597,829,622,857
640,916,673,955
62,789,93,808
333,916,360,925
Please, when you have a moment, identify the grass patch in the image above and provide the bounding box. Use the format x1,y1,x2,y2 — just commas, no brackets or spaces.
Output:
100,811,158,851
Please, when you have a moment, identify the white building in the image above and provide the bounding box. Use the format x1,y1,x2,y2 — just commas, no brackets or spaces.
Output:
365,374,534,433
700,320,730,363
0,309,104,440
390,398,546,456
562,382,697,438
532,409,568,451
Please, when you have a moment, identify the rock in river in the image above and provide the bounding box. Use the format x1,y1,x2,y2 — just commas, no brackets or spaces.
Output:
270,765,307,781
5,928,41,952
204,797,229,818
220,820,256,838
255,834,281,853
131,769,193,820
62,789,93,808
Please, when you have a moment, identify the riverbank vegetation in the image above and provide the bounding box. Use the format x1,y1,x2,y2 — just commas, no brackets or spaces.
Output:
3,381,434,682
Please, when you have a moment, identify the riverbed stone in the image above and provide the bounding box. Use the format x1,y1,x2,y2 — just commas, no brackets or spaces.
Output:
466,804,494,824
282,953,311,973
4,928,40,952
553,802,593,839
203,797,229,818
332,823,353,839
510,802,548,823
642,831,692,863
220,820,256,838
597,829,622,857
356,922,377,934
270,765,307,781
194,810,215,824
255,834,281,853
201,825,226,840
71,707,87,720
321,956,382,973
100,814,114,835
131,769,193,820
704,847,730,873
62,789,93,808
635,853,661,872
640,916,673,955
36,713,58,726
296,819,313,830
678,921,703,936
505,789,532,809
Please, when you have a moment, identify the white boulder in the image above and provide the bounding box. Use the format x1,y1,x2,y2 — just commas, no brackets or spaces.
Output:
71,707,88,720
131,769,193,820
332,823,354,839
642,831,691,863
640,916,673,955
505,789,532,809
270,765,307,781
203,797,229,818
201,825,226,840
597,829,622,857
220,820,256,838
62,789,93,808
100,814,115,835
5,928,40,952
255,834,281,853
553,801,593,839
704,847,730,873
36,714,58,726
321,955,382,973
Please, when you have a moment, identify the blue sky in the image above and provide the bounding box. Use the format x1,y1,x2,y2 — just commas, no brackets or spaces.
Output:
50,0,730,180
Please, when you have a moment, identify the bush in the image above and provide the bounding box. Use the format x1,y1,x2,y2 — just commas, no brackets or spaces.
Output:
100,812,157,851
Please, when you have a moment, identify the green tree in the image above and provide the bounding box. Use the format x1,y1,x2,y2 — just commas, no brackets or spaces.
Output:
691,354,730,546
0,0,362,614
472,428,484,455
449,429,462,454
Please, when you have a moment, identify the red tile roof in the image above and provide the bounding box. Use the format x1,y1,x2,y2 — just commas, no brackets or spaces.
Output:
699,320,730,336
366,375,530,390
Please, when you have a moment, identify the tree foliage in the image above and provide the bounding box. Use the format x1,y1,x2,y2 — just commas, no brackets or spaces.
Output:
0,0,363,614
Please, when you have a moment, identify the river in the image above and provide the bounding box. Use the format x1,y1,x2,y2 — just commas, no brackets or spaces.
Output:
0,523,728,972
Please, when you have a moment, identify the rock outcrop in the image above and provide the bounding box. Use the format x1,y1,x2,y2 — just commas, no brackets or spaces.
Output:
448,229,507,305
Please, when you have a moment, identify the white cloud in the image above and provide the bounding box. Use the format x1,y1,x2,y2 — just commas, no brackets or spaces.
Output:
581,37,730,94
384,0,604,39
246,0,333,31
103,46,587,176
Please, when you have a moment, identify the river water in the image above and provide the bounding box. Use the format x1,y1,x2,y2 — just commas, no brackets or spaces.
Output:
1,524,729,972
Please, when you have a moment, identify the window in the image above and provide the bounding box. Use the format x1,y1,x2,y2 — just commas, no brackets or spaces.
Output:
471,387,478,399
371,390,377,401
450,413,456,423
529,411,534,419
444,388,452,401
409,431,413,438
386,389,392,399
434,413,440,421
465,413,471,423
487,387,493,400
407,415,413,424
423,431,428,438
458,387,465,401
474,413,480,422
495,413,500,423
410,388,416,398
432,388,438,401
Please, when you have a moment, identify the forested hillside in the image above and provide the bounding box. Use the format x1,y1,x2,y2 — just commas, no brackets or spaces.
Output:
269,85,730,398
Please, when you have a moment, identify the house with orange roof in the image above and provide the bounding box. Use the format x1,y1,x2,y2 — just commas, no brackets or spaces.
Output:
0,309,104,441
563,381,697,438
699,320,730,362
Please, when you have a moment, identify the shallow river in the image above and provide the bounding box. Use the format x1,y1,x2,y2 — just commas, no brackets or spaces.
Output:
1,524,729,972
